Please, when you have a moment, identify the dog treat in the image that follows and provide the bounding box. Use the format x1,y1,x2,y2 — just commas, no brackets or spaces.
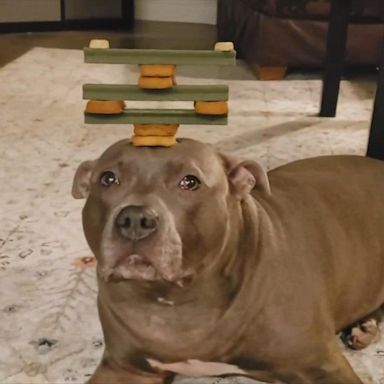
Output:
134,124,179,137
214,42,235,52
140,64,176,77
89,39,110,49
83,84,229,101
85,100,125,114
194,101,228,115
84,48,236,66
132,135,176,147
85,109,228,125
139,76,174,89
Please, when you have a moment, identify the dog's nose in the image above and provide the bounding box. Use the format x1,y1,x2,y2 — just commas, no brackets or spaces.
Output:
115,205,158,241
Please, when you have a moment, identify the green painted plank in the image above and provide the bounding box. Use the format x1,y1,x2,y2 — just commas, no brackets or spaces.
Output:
83,84,229,101
84,109,228,125
84,48,236,66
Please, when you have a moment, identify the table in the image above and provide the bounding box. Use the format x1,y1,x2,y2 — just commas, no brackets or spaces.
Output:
320,0,384,160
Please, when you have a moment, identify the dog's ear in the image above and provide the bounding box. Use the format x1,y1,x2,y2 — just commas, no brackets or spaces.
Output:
220,154,270,198
72,160,96,199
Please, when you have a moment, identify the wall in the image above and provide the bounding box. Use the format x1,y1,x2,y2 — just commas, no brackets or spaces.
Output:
0,0,217,24
135,0,217,25
0,0,60,22
65,0,121,19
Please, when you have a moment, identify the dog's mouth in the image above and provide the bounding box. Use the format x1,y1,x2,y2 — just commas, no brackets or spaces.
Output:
118,253,151,268
102,253,159,283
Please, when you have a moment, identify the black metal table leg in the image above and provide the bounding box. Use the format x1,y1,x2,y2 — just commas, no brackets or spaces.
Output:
122,0,135,29
319,0,352,117
366,45,384,160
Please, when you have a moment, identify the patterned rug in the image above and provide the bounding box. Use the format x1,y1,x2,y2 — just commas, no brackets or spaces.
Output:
0,48,383,384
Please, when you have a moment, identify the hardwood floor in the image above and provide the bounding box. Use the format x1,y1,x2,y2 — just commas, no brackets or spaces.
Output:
0,21,217,67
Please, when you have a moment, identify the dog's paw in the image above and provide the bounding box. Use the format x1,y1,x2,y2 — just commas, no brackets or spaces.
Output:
341,318,381,350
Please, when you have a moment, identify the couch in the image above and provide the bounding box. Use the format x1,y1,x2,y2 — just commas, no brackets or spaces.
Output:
217,0,384,79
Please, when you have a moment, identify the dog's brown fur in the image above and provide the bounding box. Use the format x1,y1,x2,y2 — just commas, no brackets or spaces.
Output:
72,139,384,384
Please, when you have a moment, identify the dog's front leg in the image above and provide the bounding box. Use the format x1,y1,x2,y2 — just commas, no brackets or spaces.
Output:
87,358,171,384
276,343,364,384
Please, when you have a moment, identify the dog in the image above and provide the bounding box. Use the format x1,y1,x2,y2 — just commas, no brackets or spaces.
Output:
72,138,384,384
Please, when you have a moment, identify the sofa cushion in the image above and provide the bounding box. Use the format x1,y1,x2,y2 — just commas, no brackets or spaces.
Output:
241,0,384,20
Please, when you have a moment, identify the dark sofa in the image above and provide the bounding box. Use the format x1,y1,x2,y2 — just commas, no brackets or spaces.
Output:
217,0,384,79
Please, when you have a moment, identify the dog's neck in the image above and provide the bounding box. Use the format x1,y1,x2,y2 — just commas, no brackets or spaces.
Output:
218,194,273,309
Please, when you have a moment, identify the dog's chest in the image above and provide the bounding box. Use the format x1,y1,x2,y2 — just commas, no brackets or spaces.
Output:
134,299,248,377
104,286,237,358
126,297,225,350
100,278,252,365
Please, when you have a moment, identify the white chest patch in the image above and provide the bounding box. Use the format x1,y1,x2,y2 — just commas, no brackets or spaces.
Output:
147,358,247,377
156,297,175,306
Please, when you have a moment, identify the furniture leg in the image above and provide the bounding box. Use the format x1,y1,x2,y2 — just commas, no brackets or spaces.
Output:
367,44,384,160
254,66,287,80
319,0,352,117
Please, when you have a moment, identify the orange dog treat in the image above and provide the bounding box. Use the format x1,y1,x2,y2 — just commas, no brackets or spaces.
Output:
139,76,174,89
140,64,176,77
86,100,125,114
134,124,179,137
132,135,177,147
194,101,228,115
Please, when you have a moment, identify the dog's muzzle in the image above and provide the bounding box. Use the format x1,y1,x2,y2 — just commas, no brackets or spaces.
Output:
115,205,159,241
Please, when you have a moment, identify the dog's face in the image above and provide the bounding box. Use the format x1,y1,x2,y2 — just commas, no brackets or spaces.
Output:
72,139,269,284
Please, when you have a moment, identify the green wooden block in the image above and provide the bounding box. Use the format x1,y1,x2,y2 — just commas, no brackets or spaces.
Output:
84,109,228,125
83,84,229,101
84,48,236,66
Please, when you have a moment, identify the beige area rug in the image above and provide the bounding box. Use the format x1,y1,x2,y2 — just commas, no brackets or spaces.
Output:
0,47,383,384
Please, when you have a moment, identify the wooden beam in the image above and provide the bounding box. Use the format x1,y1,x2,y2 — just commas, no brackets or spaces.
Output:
84,109,228,125
83,84,229,101
84,48,236,66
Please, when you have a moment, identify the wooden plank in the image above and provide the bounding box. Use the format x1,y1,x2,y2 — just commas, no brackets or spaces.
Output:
84,48,236,66
84,109,228,125
83,84,229,101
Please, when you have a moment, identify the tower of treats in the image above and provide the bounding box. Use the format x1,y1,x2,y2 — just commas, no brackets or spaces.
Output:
83,40,236,147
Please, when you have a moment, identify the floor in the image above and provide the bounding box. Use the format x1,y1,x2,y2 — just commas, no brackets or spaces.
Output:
0,22,383,384
0,21,217,67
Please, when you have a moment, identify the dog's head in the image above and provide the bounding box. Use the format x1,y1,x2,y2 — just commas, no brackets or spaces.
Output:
72,139,270,284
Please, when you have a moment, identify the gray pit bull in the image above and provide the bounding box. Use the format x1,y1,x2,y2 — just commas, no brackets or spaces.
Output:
72,138,384,384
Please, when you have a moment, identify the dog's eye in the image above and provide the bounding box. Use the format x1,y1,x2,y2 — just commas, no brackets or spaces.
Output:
100,171,119,187
179,175,201,191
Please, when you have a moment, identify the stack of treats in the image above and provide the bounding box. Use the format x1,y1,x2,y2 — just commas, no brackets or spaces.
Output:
132,123,178,147
134,63,178,147
85,40,233,147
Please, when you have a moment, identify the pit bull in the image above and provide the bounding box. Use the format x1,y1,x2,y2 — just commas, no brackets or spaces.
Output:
72,138,384,384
